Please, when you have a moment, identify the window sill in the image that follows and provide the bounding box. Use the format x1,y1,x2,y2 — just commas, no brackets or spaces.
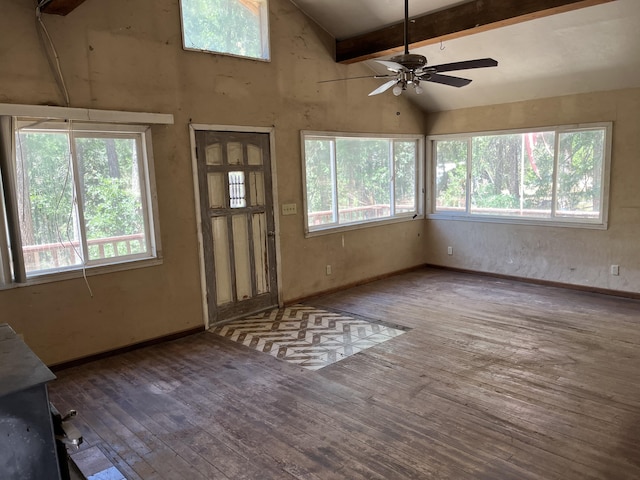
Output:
182,45,270,62
305,214,424,238
427,213,608,230
0,256,164,291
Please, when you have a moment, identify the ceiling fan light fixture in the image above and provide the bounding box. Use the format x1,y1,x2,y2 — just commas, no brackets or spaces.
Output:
392,85,403,96
414,84,424,95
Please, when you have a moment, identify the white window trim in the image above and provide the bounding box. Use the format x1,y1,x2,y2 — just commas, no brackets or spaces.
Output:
426,122,612,230
0,103,173,125
0,104,171,289
179,0,271,62
301,130,425,238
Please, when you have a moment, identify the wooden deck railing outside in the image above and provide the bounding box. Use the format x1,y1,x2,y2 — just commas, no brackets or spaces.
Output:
23,233,146,272
308,204,415,226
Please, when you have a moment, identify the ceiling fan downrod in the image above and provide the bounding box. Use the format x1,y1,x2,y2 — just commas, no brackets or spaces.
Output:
404,0,409,56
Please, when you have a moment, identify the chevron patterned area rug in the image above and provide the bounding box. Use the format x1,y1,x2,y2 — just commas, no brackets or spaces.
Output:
210,304,409,370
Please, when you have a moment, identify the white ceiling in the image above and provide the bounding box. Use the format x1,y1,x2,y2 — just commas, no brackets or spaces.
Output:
293,0,640,112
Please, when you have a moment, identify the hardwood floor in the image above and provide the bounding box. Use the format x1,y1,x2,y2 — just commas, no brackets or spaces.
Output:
48,268,640,479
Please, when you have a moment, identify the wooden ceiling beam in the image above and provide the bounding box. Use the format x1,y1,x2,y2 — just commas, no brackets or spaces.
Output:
40,0,89,16
336,0,616,64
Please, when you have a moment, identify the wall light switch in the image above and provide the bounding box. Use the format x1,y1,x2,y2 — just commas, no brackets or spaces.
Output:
447,246,453,256
282,203,297,216
611,264,620,276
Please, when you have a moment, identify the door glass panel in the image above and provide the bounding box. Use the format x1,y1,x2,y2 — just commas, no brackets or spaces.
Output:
229,171,247,208
206,143,222,165
249,171,265,206
252,212,269,294
247,144,263,165
227,142,243,165
207,173,225,208
212,216,232,305
232,214,252,301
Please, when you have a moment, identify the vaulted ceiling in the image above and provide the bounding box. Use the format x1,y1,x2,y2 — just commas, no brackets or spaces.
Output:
41,0,640,113
294,0,640,112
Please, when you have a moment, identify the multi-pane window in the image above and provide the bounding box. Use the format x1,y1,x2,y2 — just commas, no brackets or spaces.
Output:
180,0,270,60
430,123,611,226
0,119,159,283
302,132,422,234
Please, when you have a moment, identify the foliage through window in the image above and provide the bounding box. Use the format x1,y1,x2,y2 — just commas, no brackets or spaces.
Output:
302,132,422,233
1,119,159,281
431,124,610,225
180,0,270,60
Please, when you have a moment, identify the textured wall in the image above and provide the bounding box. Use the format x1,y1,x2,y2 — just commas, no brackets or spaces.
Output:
0,0,426,365
425,88,640,293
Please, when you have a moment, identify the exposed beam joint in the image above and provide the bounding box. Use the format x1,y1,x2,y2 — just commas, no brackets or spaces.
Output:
40,0,89,16
336,0,616,64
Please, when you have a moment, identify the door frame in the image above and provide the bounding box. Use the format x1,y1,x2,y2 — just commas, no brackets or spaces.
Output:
189,124,283,329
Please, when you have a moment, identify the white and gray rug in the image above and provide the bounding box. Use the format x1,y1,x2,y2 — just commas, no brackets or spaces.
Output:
211,304,408,370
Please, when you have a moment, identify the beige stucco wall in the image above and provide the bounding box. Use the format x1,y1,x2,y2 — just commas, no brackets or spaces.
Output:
425,88,640,294
0,0,426,365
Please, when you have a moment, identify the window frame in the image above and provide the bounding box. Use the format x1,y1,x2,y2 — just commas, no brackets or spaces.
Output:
179,0,271,62
426,122,612,229
0,112,165,289
301,130,424,237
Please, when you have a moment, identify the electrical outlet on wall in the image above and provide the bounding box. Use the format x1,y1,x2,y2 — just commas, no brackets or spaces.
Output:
447,246,453,256
281,203,297,215
326,264,332,275
611,265,620,276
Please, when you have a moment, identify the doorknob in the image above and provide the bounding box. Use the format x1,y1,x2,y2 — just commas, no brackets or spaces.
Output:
267,231,276,237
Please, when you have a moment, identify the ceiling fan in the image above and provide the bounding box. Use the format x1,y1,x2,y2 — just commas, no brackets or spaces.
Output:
321,0,498,96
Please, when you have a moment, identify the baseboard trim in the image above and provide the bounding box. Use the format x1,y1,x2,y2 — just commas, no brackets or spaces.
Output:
426,264,640,300
50,326,206,372
285,264,427,306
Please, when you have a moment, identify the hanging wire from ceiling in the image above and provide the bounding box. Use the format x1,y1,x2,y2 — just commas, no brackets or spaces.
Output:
35,0,71,107
28,2,94,296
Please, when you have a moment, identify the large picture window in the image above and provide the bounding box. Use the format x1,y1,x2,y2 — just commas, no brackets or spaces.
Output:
0,118,160,285
302,132,423,234
429,123,611,227
180,0,270,61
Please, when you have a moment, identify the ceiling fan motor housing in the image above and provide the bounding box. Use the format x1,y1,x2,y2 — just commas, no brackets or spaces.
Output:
390,53,427,70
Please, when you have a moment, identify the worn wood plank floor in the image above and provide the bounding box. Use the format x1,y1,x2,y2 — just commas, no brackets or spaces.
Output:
49,268,640,479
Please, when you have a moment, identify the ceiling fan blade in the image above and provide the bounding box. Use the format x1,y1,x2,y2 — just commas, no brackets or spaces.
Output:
422,73,472,88
375,60,405,72
318,74,396,84
430,58,498,73
368,79,399,96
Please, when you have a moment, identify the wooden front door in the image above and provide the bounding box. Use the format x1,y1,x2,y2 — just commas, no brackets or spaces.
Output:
194,130,278,325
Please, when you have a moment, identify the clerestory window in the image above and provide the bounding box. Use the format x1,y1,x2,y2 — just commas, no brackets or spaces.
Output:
180,0,270,61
